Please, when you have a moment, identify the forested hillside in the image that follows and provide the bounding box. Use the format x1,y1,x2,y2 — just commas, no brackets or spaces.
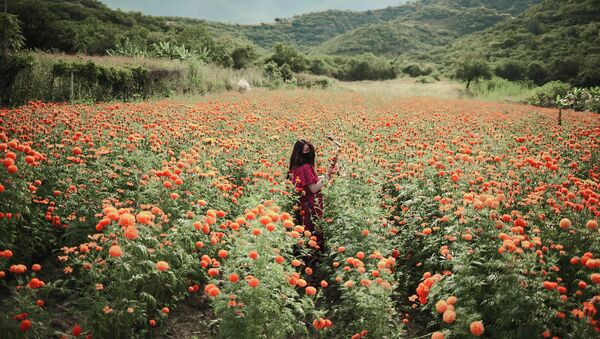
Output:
311,0,540,56
432,0,600,86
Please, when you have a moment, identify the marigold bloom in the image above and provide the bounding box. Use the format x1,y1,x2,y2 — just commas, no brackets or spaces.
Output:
108,245,123,257
248,278,260,288
470,321,484,336
156,261,169,271
124,226,138,240
306,286,317,295
20,319,31,332
559,218,571,229
435,300,448,313
118,213,135,228
442,310,455,324
72,324,82,336
431,332,444,339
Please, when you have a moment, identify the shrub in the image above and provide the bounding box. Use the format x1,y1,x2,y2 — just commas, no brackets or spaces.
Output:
494,61,526,81
402,63,434,77
526,62,549,85
527,81,572,107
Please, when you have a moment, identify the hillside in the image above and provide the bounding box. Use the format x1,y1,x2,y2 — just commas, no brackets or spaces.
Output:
311,0,540,56
431,0,600,85
207,0,539,54
5,0,257,56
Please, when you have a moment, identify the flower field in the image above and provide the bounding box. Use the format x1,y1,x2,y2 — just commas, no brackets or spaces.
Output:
0,89,599,338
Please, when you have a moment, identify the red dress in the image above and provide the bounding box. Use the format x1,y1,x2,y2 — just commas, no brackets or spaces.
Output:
291,164,324,245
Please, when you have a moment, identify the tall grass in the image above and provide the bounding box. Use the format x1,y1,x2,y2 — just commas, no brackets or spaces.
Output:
469,77,536,103
6,52,268,105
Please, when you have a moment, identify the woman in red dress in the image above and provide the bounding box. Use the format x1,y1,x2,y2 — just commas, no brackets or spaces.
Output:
289,139,332,251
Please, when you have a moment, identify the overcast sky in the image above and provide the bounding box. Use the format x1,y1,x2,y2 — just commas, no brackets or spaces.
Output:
99,0,406,24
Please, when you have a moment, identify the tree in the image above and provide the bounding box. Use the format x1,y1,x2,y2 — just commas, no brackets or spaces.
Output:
265,43,308,73
231,45,258,69
0,13,25,55
454,57,492,89
494,60,525,81
526,62,548,85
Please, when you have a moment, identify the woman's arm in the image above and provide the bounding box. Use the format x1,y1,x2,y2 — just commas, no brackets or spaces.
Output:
307,176,326,194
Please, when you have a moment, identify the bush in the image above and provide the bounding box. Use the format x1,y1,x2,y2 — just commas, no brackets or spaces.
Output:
296,74,334,89
265,43,308,73
574,56,600,88
402,63,434,77
557,87,600,113
494,61,526,81
340,53,399,81
527,81,572,107
526,62,548,85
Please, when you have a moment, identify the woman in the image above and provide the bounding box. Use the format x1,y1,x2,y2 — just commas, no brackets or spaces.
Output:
289,139,332,251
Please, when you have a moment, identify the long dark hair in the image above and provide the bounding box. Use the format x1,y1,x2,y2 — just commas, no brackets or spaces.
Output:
289,139,316,174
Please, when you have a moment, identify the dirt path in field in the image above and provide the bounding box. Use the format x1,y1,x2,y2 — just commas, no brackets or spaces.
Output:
336,78,466,99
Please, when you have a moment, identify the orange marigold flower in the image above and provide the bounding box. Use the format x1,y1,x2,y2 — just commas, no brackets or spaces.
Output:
118,213,135,228
559,218,571,229
470,321,484,336
435,300,448,313
124,226,138,240
248,277,260,288
442,310,455,324
156,261,169,271
108,245,123,258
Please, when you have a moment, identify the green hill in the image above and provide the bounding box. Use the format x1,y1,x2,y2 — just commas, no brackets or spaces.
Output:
311,0,540,56
429,0,600,85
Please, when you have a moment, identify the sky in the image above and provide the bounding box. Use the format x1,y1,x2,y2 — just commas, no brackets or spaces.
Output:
99,0,406,24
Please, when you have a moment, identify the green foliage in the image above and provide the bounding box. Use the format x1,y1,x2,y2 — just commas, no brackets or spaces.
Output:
265,43,308,73
3,53,269,106
494,60,526,81
470,77,536,102
556,87,600,112
0,13,25,53
438,0,600,87
526,61,549,85
211,206,316,338
0,53,33,106
231,45,258,70
402,62,434,77
306,54,399,81
527,80,572,107
454,57,492,89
